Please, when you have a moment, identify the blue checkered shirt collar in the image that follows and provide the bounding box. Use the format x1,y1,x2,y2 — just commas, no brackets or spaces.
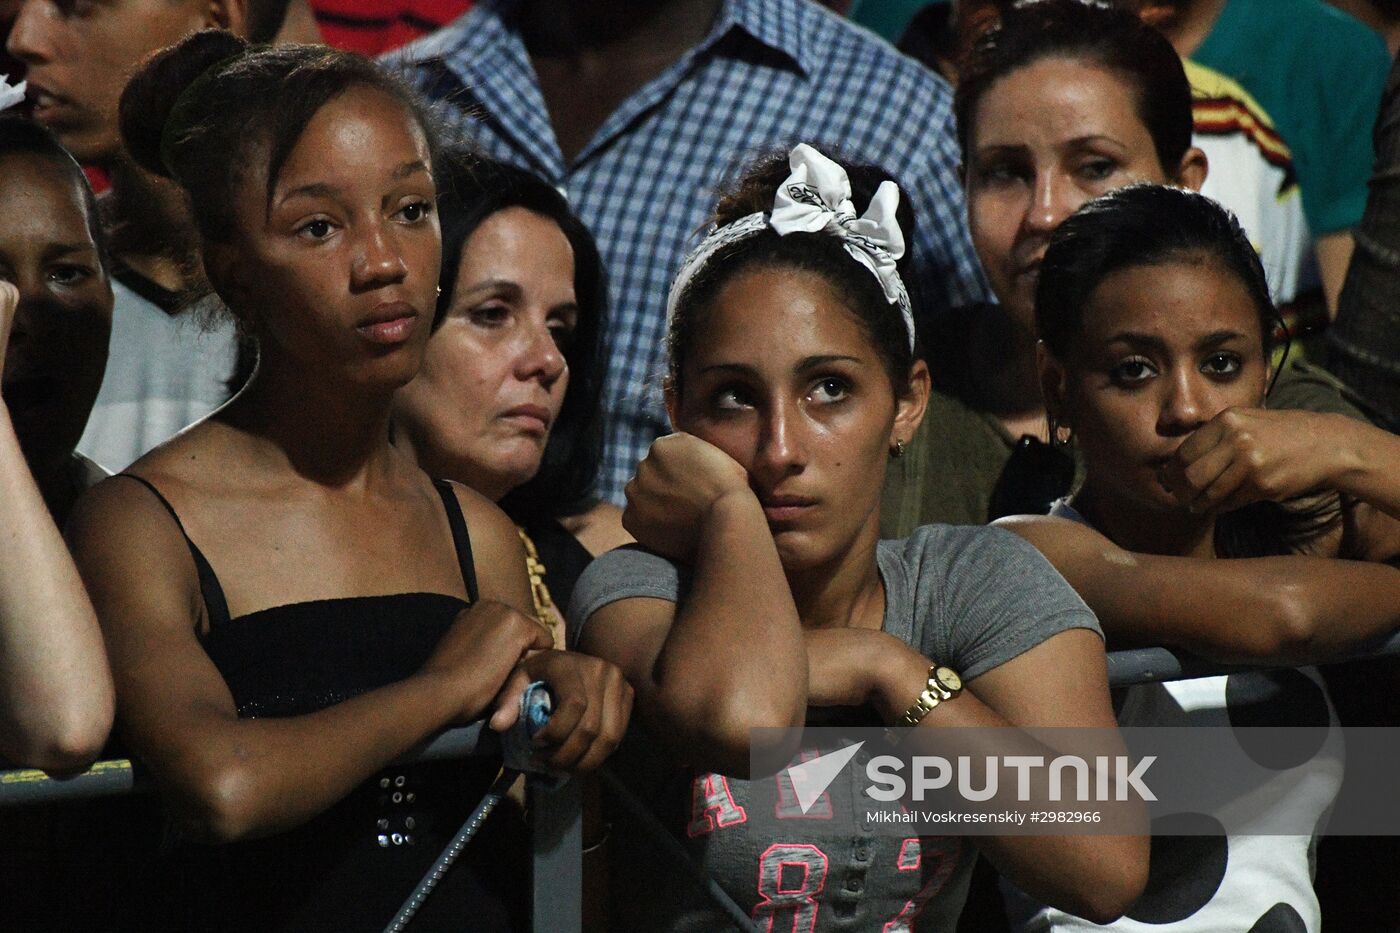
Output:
397,0,808,176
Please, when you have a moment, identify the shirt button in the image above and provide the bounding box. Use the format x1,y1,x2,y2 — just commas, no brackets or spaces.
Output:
846,878,864,893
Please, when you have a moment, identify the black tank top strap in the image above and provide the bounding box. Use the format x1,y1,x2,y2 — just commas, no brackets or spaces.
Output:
116,474,233,630
433,480,480,604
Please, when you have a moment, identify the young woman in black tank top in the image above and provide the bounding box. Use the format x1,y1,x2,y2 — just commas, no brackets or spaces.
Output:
65,33,632,931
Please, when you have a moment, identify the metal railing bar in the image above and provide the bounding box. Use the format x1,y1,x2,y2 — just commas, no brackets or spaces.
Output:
531,778,583,932
9,629,1400,803
1105,629,1400,687
0,757,141,806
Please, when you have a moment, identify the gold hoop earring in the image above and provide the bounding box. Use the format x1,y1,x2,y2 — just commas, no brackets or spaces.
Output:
890,439,907,460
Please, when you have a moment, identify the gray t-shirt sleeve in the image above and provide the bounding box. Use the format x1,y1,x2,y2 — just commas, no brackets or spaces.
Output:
565,545,683,649
892,525,1103,681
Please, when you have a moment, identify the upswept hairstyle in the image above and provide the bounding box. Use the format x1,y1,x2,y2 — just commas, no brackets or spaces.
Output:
118,29,440,249
1036,184,1336,558
667,149,921,398
0,117,106,268
433,151,608,521
954,0,1194,174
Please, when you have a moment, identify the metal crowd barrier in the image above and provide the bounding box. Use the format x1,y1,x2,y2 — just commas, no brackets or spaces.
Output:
1104,628,1400,687
5,635,1400,930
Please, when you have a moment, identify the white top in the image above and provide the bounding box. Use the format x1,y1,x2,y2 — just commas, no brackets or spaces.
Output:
1002,500,1344,932
1189,59,1317,307
77,273,239,472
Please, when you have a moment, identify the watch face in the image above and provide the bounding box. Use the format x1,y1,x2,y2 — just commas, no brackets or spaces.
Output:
935,667,962,692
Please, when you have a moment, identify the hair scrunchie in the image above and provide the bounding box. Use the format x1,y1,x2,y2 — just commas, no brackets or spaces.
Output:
665,143,916,352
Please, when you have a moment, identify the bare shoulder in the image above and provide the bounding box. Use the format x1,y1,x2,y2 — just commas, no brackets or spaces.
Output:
443,479,519,544
442,480,532,607
67,473,204,629
70,471,182,544
558,501,633,557
117,417,256,498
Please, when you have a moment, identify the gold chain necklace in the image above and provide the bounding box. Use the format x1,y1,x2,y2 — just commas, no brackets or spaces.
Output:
516,527,563,647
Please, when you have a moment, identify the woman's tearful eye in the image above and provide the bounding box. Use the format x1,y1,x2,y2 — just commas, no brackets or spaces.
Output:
711,385,754,412
1201,352,1242,378
810,377,851,403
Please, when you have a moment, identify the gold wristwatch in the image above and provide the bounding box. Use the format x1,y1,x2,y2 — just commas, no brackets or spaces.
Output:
898,664,964,727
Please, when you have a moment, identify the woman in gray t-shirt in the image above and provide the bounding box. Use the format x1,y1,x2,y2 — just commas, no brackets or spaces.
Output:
567,145,1146,931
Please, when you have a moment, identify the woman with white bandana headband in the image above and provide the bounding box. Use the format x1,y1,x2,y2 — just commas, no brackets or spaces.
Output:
567,144,1146,931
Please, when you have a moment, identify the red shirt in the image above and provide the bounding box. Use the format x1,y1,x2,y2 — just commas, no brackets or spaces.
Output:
311,0,471,55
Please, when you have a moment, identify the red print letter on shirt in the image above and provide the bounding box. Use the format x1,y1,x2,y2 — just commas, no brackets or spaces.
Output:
883,837,961,933
687,772,749,838
774,749,835,820
754,843,829,933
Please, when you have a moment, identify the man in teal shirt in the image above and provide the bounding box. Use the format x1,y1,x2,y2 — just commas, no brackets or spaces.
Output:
849,0,930,39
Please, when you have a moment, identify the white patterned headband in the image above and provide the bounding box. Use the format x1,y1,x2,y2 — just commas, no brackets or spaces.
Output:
0,74,27,113
666,143,916,352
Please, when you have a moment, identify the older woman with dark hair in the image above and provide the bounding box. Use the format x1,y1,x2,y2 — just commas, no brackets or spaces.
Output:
394,152,630,640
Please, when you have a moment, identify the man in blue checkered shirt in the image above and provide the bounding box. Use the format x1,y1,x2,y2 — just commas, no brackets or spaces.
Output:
392,0,987,503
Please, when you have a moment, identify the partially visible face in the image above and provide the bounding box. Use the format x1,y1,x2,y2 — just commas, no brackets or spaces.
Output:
1054,258,1269,513
0,153,112,463
392,207,576,500
672,267,908,571
218,84,440,391
953,0,1004,69
966,56,1173,330
7,0,212,164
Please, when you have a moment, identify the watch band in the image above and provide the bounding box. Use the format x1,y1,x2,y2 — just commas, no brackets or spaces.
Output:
897,664,964,728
